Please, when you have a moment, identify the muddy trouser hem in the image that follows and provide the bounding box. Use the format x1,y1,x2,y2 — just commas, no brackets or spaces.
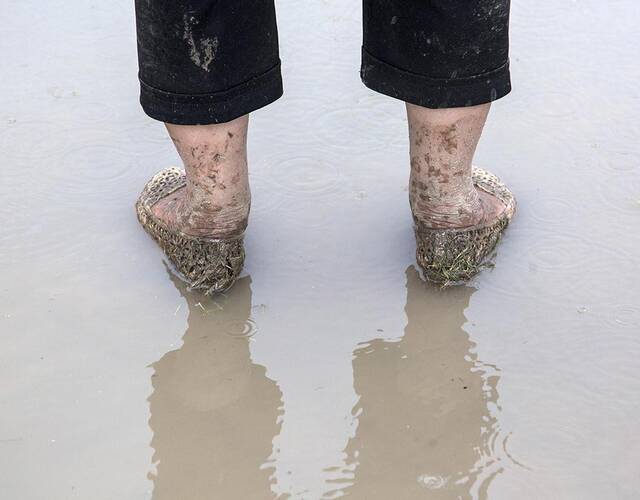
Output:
134,0,511,124
134,0,283,125
361,0,512,108
138,63,283,125
361,50,511,108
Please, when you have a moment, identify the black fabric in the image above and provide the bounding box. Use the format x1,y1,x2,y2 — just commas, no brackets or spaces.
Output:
135,0,283,124
361,0,511,108
135,0,511,125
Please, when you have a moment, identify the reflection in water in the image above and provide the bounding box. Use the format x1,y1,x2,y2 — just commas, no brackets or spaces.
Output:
342,267,503,499
148,270,282,500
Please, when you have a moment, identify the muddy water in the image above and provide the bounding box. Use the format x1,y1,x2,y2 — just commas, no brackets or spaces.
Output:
1,1,639,499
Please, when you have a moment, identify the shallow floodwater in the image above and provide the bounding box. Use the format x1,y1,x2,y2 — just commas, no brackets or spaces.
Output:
1,1,639,499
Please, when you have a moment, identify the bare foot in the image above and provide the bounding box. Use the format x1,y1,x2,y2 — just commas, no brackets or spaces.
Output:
151,116,251,239
151,186,248,239
477,189,507,226
406,103,506,231
411,186,506,230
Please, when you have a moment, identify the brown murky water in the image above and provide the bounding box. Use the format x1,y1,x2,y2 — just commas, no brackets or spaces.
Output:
1,1,639,499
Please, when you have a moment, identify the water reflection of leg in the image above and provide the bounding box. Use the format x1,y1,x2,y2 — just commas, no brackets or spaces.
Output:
148,268,282,499
343,266,501,499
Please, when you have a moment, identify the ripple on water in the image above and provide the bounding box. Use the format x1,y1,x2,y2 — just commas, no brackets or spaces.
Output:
527,230,634,275
263,154,341,197
122,120,176,151
51,144,141,208
0,120,72,161
417,474,448,490
526,89,580,118
479,230,633,302
525,232,595,272
602,304,640,330
311,99,406,152
528,195,581,228
247,172,288,221
275,193,348,231
595,171,640,214
222,318,258,338
262,96,331,148
45,93,123,126
597,149,638,173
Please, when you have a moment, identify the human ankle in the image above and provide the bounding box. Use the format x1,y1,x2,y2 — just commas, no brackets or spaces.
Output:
410,184,483,229
163,118,251,238
177,193,250,238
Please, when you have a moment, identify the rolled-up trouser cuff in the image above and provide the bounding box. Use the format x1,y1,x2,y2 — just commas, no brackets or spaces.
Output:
139,62,284,125
361,48,511,109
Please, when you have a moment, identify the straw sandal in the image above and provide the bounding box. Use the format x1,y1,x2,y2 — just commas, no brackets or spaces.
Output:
414,167,516,286
136,167,245,294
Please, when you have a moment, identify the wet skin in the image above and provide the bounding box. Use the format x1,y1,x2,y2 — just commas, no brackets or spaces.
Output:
151,116,250,239
407,102,506,229
152,104,506,238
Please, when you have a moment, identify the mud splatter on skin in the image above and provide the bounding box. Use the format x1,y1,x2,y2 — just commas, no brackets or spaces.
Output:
440,125,458,154
183,14,219,72
153,119,251,239
406,104,494,229
410,156,421,173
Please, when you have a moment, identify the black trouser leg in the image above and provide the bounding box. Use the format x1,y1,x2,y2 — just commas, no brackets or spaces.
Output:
361,0,511,108
135,0,283,124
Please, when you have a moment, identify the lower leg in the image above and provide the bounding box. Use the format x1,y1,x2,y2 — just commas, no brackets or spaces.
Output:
152,115,251,239
407,103,505,229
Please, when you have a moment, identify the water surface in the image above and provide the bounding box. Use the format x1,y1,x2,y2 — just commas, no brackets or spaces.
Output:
1,1,639,498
